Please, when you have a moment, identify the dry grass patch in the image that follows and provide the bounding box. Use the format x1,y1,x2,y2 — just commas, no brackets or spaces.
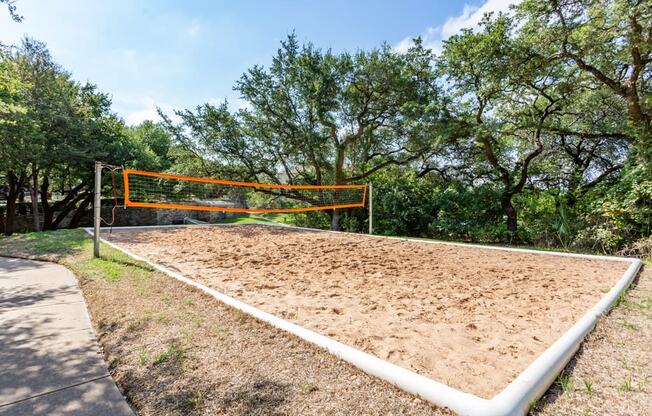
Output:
533,266,652,416
0,230,445,415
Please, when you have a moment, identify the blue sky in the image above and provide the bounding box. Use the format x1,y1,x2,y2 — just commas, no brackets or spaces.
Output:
0,0,516,125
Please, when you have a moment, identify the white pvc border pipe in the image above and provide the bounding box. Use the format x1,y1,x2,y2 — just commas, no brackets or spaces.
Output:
84,225,643,416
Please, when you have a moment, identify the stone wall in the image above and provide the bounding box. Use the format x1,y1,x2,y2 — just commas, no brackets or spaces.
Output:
5,204,238,233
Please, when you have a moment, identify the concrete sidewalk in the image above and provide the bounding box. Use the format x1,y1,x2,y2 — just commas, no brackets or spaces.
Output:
0,256,133,416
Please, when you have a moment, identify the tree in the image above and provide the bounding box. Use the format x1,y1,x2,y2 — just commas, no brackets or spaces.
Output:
535,87,630,207
0,44,33,235
125,120,174,171
518,0,652,164
438,15,564,236
162,35,446,230
1,38,172,234
1,0,22,22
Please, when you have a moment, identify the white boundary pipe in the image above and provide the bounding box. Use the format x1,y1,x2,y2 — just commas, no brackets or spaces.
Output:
183,217,208,225
84,224,643,416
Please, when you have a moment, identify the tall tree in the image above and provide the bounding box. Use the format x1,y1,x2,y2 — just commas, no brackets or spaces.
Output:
438,15,563,236
1,38,169,234
162,35,446,230
0,49,29,234
518,0,652,164
5,38,78,232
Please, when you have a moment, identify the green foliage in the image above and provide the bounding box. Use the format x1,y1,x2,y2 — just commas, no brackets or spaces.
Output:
161,34,444,230
518,0,652,164
3,1,651,254
557,371,574,393
125,120,174,171
0,38,174,234
368,168,506,242
572,164,652,253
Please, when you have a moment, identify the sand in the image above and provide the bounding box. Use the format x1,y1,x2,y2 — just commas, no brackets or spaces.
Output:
105,224,629,398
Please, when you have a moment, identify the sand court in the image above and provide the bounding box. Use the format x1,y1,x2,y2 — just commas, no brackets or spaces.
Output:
105,224,628,398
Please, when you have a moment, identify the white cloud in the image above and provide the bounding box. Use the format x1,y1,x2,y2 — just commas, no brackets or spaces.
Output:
125,107,161,125
113,94,176,126
230,97,252,112
208,96,252,112
394,37,415,54
394,0,520,54
118,94,252,127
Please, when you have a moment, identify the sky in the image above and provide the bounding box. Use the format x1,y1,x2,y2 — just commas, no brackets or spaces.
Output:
0,0,517,125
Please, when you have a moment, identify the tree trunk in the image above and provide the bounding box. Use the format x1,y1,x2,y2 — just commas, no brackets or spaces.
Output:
331,145,346,231
5,195,17,236
68,193,93,229
501,193,517,235
331,208,341,231
30,165,40,232
4,171,25,236
41,175,54,230
53,191,90,229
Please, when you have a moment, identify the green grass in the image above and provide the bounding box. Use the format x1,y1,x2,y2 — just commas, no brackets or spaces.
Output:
137,349,149,366
613,289,631,309
0,229,154,283
259,213,295,223
0,229,86,257
216,215,264,224
557,371,574,393
623,320,640,331
152,342,186,367
620,376,634,392
298,382,318,394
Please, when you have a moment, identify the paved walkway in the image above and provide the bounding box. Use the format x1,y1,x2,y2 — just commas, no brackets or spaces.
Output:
0,257,133,416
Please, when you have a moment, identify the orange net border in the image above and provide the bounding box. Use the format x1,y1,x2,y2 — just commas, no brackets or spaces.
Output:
123,169,368,213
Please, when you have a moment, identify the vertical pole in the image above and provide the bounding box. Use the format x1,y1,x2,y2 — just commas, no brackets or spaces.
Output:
93,161,102,258
368,182,373,235
30,164,40,232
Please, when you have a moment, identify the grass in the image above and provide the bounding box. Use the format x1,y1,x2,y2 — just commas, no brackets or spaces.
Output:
152,342,186,367
613,289,630,309
0,229,154,283
2,227,649,416
0,229,86,258
179,390,204,411
213,213,296,225
218,213,296,224
528,399,540,413
137,349,149,366
216,215,265,224
298,382,318,394
619,376,634,392
623,320,640,331
557,371,574,394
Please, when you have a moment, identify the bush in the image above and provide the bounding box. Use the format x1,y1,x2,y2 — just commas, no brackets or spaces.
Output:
571,165,652,253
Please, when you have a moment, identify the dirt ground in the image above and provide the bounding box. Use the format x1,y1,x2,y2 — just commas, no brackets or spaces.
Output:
533,266,652,416
106,224,630,398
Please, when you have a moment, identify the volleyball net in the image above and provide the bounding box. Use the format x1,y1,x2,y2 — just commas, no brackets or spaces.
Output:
123,169,368,213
